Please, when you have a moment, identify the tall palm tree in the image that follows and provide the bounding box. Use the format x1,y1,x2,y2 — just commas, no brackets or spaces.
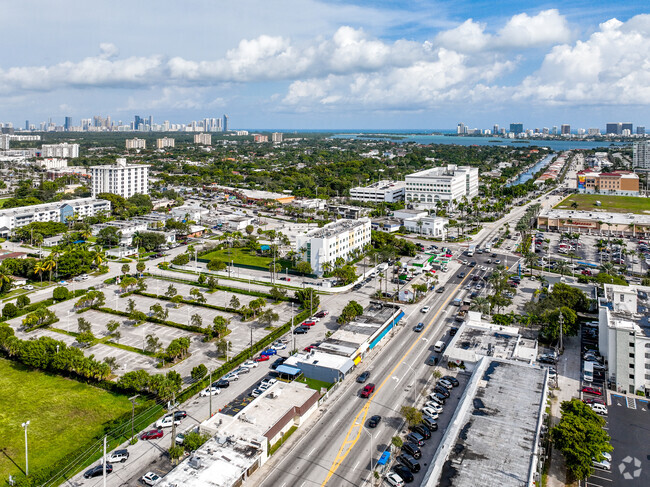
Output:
470,297,491,316
555,260,570,276
523,252,537,277
43,257,56,282
34,261,46,283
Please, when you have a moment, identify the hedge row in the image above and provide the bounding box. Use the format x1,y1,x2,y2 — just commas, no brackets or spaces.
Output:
94,306,205,334
0,288,86,322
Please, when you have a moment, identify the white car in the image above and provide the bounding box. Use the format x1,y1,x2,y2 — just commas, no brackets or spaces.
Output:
199,386,220,397
385,472,404,487
155,415,181,428
260,378,277,388
309,316,321,322
223,372,239,381
251,388,264,397
422,407,439,419
424,401,443,413
23,285,34,290
592,458,611,471
142,472,161,485
421,306,431,313
241,360,259,368
272,342,287,350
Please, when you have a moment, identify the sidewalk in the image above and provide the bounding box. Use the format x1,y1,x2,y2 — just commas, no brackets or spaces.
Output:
546,334,581,487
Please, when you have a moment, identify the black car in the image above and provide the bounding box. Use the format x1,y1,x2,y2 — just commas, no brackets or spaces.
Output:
442,375,459,387
174,410,187,420
84,464,113,479
436,286,445,293
469,261,476,267
368,415,382,428
293,326,308,334
393,464,414,483
434,385,450,398
412,424,431,439
414,322,424,332
402,442,421,459
357,371,370,383
405,432,424,446
214,379,230,388
449,326,459,336
397,454,421,473
271,357,285,370
458,272,466,278
425,354,439,366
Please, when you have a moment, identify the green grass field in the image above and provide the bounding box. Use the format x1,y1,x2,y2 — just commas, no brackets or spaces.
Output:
0,359,132,483
555,194,650,214
201,247,294,269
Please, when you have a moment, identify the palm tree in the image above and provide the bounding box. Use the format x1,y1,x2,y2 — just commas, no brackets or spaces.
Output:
470,297,491,316
523,251,536,277
92,250,104,267
43,257,56,282
34,261,45,283
600,262,615,275
555,260,570,276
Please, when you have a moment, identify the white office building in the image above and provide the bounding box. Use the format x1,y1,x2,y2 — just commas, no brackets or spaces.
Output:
0,134,9,150
125,138,146,150
41,143,79,158
349,180,406,203
90,158,149,198
598,284,650,395
633,140,650,171
38,158,68,170
403,216,448,237
0,198,111,233
295,218,371,275
405,165,479,207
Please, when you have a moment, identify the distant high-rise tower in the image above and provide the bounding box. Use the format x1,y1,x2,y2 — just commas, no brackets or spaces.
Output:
561,124,571,135
509,123,523,135
606,123,622,135
64,117,72,131
148,115,153,130
223,114,229,132
457,123,466,135
622,122,633,134
25,120,29,131
637,126,646,135
552,126,558,135
135,115,144,131
633,141,650,170
493,124,499,135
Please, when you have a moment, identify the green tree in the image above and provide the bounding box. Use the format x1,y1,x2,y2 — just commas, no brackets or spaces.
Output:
96,226,122,247
551,399,612,480
337,300,364,324
207,276,219,291
150,303,169,321
2,302,18,319
52,286,70,301
229,295,240,309
296,261,312,275
207,259,227,271
295,288,320,311
106,319,120,336
259,308,280,328
191,313,203,328
191,364,208,381
165,284,178,298
269,286,287,301
400,405,423,427
77,317,92,334
121,263,130,276
136,261,146,275
16,294,31,309
145,334,162,353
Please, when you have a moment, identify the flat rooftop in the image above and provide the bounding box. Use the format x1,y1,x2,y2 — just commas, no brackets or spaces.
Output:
304,217,369,239
424,358,547,487
445,319,521,364
540,208,650,225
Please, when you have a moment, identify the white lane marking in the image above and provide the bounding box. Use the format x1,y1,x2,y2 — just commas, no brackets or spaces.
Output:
309,447,316,455
353,461,360,471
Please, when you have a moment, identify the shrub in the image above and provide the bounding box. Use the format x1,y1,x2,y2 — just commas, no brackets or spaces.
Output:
53,286,71,302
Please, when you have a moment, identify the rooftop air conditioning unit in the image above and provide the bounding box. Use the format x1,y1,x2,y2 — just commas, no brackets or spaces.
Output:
188,455,202,469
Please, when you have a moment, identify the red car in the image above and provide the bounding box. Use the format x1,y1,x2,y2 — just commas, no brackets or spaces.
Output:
361,383,375,398
304,345,316,352
141,429,164,440
302,320,316,327
581,386,602,396
314,310,329,318
582,270,592,276
583,397,606,406
254,355,270,362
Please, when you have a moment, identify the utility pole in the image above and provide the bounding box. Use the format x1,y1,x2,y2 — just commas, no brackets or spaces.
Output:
21,421,29,477
291,303,295,353
128,394,139,443
170,393,177,452
102,436,107,487
209,370,213,417
558,310,564,353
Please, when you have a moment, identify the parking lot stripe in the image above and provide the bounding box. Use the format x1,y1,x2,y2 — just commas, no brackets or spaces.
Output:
625,396,636,409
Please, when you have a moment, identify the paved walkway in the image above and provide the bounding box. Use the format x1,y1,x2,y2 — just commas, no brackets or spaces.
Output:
546,334,581,487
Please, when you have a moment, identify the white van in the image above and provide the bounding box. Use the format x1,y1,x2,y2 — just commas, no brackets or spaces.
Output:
434,340,446,353
590,403,608,415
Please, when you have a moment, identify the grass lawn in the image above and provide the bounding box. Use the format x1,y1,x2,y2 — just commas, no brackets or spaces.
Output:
555,194,650,214
201,247,293,269
0,359,132,483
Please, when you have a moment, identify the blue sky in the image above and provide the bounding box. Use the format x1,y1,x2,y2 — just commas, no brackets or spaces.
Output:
1,0,649,130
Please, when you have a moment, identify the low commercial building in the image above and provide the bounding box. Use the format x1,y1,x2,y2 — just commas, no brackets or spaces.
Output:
326,204,370,220
597,283,650,395
422,358,549,487
209,185,295,204
162,381,319,487
537,208,650,236
576,169,639,195
405,165,479,206
0,198,111,233
92,221,149,246
443,313,538,371
284,350,355,385
170,204,209,222
295,217,371,275
403,216,448,237
349,180,406,203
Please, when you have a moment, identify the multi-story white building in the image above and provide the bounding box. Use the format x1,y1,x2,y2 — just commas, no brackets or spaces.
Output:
403,216,448,237
598,284,650,395
41,143,79,158
405,165,478,207
633,140,650,171
38,158,68,170
349,180,406,203
194,133,212,145
296,218,371,275
90,158,149,198
0,198,111,232
125,138,146,150
0,134,10,150
271,132,283,143
156,137,175,149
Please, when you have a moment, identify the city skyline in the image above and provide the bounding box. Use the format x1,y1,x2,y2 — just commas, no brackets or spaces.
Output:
0,1,648,128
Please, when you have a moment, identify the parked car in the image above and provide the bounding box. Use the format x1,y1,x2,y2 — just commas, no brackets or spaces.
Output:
241,360,259,368
405,432,424,447
254,355,270,362
223,372,239,381
293,326,308,334
422,416,438,431
592,458,611,471
368,415,382,428
260,378,277,388
429,392,446,404
200,386,220,397
156,414,181,428
251,388,265,397
412,424,431,439
442,376,459,387
582,397,606,406
272,342,287,350
414,322,425,332
397,454,421,473
84,464,113,478
590,403,608,415
402,442,422,459
433,385,450,398
385,472,405,487
141,429,164,440
438,378,453,389
357,371,370,383
360,383,375,398
392,465,414,483
302,320,317,327
107,449,129,463
261,348,277,356
422,407,439,419
424,402,443,413
270,358,285,370
425,355,439,366
214,379,230,388
142,472,162,485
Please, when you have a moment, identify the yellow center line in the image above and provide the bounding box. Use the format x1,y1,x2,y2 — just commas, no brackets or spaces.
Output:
320,272,470,486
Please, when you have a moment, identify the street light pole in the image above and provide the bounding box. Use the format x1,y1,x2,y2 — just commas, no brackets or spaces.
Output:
129,394,139,443
21,421,29,476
